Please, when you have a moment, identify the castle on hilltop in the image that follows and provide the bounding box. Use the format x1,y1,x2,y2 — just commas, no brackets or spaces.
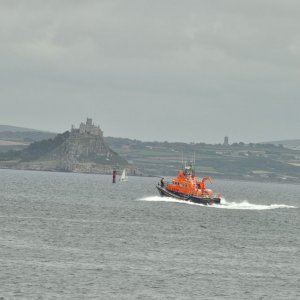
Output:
71,118,103,137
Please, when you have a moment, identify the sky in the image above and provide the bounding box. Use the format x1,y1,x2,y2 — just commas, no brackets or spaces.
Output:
1,0,300,144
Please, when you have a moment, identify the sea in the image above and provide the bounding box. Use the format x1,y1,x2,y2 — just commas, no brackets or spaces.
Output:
0,169,299,300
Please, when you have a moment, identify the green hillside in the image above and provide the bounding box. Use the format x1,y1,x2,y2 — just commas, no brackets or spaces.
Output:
267,139,300,149
0,125,41,132
105,137,300,182
0,125,57,153
0,124,299,182
0,125,56,148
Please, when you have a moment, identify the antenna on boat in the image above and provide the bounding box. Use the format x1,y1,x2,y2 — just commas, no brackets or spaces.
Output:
189,152,195,176
193,152,196,176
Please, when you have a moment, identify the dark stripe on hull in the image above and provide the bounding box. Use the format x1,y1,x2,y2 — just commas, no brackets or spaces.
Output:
156,185,221,205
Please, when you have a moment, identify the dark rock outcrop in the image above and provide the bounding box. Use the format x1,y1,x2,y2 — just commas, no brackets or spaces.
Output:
0,119,132,174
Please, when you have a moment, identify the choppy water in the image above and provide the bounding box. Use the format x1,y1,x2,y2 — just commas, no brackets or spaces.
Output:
0,169,299,299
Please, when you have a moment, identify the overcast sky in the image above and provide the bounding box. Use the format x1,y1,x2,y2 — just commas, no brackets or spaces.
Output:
1,0,300,143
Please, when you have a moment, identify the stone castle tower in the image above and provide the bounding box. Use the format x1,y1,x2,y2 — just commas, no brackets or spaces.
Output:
60,118,117,171
71,118,103,137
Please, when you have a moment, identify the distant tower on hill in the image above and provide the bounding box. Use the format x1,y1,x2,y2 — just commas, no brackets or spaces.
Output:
224,136,229,145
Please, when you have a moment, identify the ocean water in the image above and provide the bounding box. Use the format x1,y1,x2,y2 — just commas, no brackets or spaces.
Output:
0,169,299,299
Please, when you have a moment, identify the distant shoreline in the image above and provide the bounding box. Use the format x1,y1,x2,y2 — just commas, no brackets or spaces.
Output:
1,166,299,185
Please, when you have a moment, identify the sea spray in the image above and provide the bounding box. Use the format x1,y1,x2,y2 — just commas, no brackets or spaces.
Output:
139,196,297,210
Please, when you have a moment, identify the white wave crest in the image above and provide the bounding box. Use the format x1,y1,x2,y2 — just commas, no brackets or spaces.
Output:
139,196,297,210
214,199,297,210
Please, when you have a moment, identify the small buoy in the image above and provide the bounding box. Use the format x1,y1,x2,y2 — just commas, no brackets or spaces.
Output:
112,169,117,183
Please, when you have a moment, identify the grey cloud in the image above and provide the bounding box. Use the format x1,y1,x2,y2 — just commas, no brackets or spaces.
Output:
0,0,299,143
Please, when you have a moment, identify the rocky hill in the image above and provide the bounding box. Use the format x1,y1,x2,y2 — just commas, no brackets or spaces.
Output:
1,122,300,182
0,119,131,174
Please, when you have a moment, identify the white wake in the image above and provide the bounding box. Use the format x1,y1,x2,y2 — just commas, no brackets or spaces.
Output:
213,199,297,210
139,196,297,210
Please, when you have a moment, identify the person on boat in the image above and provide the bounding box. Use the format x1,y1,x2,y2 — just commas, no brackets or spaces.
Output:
160,178,165,187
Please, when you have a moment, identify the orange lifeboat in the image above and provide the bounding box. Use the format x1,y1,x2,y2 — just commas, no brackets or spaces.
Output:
156,163,221,205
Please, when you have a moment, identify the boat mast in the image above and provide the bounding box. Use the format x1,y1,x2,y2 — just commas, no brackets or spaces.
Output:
193,152,195,176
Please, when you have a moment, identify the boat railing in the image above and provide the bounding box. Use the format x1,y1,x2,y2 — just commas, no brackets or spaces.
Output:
158,180,171,188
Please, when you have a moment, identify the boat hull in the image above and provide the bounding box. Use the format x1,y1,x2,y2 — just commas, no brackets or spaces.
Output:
156,185,221,205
